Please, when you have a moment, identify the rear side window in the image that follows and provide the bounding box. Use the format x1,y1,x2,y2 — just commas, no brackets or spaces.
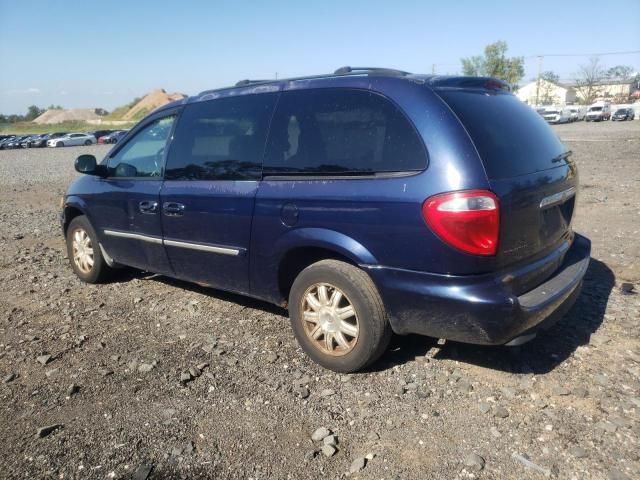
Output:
165,93,278,181
437,90,567,179
264,89,427,175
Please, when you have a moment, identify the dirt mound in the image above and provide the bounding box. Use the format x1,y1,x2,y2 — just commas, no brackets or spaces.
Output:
122,89,186,120
33,108,104,124
32,109,64,124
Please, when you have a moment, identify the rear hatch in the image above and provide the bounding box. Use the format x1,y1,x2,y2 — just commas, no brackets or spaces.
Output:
435,87,577,271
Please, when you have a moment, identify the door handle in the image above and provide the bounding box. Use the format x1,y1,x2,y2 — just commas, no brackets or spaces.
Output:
163,202,185,216
139,200,158,214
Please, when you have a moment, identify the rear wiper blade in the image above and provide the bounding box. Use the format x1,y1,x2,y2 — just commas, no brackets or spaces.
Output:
552,150,572,163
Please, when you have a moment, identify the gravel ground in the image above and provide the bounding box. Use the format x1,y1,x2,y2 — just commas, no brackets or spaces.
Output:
0,121,639,479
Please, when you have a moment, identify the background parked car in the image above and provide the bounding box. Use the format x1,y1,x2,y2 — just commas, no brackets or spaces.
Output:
99,130,128,144
0,136,16,149
567,107,586,122
4,135,30,149
19,135,39,148
612,108,635,121
542,108,572,124
585,102,612,121
88,130,114,142
28,133,51,148
47,133,96,147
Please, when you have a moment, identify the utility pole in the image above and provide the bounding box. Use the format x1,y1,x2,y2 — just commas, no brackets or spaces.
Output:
432,64,436,75
535,55,543,106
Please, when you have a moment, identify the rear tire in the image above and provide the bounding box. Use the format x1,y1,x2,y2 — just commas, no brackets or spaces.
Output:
66,215,112,283
289,259,391,373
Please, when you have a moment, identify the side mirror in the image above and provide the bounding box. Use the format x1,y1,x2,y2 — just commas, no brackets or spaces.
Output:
75,154,100,175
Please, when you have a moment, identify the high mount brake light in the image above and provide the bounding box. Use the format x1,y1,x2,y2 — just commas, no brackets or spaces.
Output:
422,190,499,256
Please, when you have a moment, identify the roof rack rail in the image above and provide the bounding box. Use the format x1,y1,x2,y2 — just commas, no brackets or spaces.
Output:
333,66,412,76
233,68,411,87
235,79,270,87
208,67,414,97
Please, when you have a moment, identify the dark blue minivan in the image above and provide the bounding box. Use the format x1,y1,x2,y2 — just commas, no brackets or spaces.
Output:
61,67,590,372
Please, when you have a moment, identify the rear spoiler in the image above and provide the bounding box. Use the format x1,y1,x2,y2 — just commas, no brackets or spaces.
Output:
426,76,511,92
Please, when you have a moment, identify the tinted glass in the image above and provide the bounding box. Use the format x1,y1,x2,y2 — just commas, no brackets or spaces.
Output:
165,93,278,181
264,89,427,175
437,89,567,179
107,116,175,178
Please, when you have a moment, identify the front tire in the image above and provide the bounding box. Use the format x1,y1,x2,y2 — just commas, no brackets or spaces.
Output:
289,259,391,373
57,141,64,147
66,215,112,283
84,140,91,145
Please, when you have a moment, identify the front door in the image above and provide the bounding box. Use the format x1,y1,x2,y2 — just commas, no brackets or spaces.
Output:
91,114,177,274
160,93,278,294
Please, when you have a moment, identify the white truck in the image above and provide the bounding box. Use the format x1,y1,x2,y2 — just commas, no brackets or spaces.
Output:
585,102,611,122
542,107,572,124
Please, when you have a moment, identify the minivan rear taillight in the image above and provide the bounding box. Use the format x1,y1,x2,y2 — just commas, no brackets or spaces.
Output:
422,190,499,256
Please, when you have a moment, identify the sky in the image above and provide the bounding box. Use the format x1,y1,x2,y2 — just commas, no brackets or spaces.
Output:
0,0,639,114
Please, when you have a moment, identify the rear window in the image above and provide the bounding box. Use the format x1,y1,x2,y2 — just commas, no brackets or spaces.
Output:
264,89,427,175
437,89,567,179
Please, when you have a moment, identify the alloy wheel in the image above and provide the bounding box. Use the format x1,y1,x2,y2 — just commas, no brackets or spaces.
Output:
72,228,94,273
300,283,359,356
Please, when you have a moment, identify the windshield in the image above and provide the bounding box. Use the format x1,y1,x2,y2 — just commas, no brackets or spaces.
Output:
545,111,560,115
615,109,626,114
589,107,603,112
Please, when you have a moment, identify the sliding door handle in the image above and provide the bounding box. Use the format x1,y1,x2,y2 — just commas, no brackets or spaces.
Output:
163,202,185,217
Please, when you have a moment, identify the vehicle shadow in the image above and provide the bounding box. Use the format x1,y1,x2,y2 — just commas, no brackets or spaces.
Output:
373,258,615,375
113,259,614,376
131,273,290,318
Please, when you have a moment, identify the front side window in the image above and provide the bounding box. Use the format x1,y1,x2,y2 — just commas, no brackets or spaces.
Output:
165,93,278,181
107,116,175,178
264,89,427,175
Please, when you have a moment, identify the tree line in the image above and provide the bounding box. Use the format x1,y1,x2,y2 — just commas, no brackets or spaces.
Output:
459,41,638,104
0,104,63,124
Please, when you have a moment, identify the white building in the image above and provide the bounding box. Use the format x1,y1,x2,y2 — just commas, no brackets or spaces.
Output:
516,79,577,106
571,79,637,103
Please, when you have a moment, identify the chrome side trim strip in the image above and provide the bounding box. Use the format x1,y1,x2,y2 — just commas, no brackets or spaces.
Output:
163,239,240,256
103,229,163,244
539,186,576,209
103,229,240,256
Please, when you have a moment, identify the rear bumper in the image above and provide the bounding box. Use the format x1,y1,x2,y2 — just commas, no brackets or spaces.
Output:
366,234,591,345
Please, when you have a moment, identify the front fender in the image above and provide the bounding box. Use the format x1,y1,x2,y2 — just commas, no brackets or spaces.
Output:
62,195,91,234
